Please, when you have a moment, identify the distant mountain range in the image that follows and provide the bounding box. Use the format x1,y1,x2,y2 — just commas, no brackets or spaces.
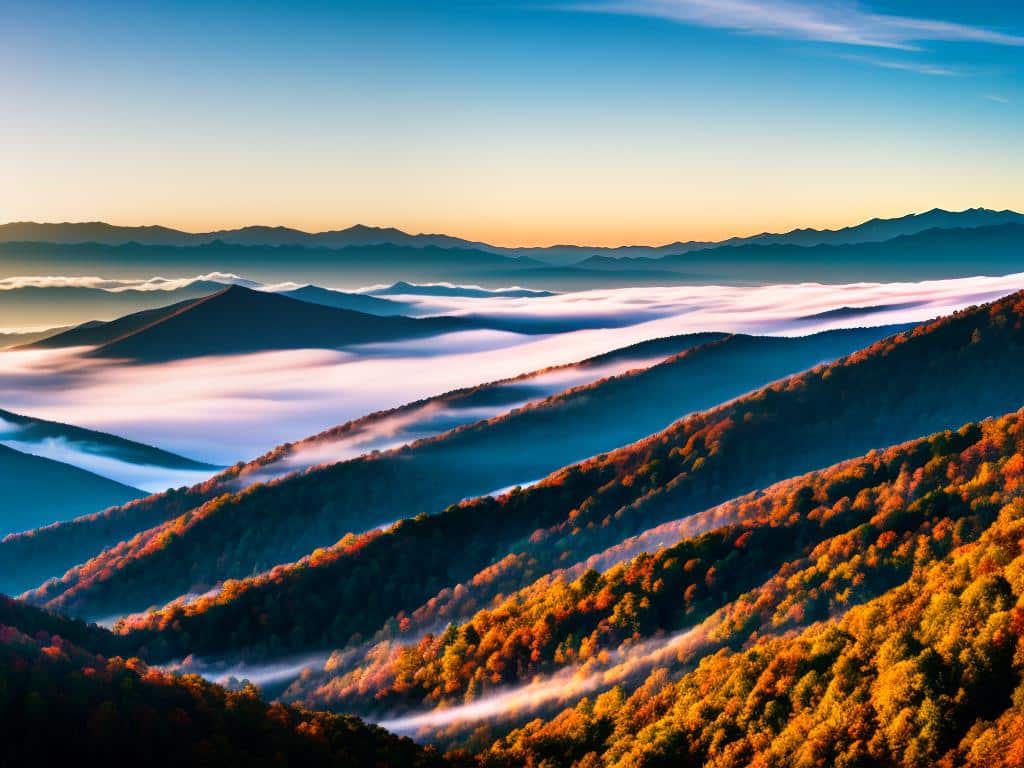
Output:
3,207,1021,265
1,208,1022,289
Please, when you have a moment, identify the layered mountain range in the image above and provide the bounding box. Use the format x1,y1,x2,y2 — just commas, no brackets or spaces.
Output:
8,243,1024,765
2,208,1022,288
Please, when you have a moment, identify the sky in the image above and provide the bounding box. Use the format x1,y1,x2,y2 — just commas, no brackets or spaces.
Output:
3,0,1023,246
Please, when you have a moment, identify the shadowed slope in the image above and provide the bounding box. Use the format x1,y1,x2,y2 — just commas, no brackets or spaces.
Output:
0,597,449,768
0,445,144,536
22,323,906,620
33,285,474,362
0,330,728,596
0,408,218,473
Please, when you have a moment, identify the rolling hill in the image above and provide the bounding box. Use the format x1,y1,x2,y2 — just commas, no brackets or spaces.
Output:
459,412,1024,767
283,412,1015,722
28,285,474,362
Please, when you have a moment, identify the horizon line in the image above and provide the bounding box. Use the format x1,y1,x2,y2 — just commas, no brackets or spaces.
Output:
0,205,1017,251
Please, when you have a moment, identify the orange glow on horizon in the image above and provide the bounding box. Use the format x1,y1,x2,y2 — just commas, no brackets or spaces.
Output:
7,201,1015,250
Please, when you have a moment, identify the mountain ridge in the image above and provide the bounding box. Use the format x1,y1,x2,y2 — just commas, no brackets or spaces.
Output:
2,207,1020,265
26,284,475,362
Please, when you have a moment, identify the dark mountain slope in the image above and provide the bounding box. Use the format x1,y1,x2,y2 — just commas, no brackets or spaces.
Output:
583,222,1024,283
25,294,220,349
0,598,448,768
0,445,143,536
69,290,1024,659
0,407,217,472
0,331,725,595
35,285,472,362
25,324,906,620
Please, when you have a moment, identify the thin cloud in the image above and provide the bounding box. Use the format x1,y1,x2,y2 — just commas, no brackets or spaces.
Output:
841,53,961,77
984,93,1011,104
571,0,1024,51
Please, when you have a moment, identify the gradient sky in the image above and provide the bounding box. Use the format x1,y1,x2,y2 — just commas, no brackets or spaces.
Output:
3,0,1022,246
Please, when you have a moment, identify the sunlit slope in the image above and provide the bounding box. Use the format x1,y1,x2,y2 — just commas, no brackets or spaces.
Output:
26,325,899,619
75,291,1024,661
474,415,1024,768
283,413,1016,725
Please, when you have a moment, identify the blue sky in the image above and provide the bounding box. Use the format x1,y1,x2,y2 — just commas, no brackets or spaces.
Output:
3,0,1022,244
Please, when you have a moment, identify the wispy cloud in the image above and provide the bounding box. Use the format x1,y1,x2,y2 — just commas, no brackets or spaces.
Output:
984,93,1011,104
840,53,961,77
572,1,1024,51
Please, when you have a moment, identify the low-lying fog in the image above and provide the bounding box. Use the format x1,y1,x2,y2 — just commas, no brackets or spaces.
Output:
1,272,1021,467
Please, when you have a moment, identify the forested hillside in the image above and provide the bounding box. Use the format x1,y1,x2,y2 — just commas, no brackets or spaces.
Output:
472,412,1024,767
70,292,1024,665
0,598,449,767
23,326,897,617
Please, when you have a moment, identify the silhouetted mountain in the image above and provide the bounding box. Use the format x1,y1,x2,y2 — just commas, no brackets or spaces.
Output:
0,241,543,287
0,444,143,536
4,208,1019,266
0,408,217,473
10,224,1020,291
710,206,1024,249
24,296,212,350
577,222,1024,283
29,285,474,362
